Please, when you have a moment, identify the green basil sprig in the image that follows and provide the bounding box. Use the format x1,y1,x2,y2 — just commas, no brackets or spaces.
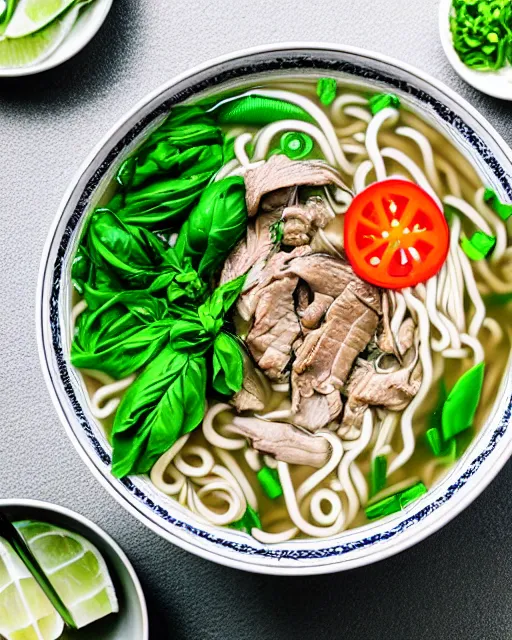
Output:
110,277,246,477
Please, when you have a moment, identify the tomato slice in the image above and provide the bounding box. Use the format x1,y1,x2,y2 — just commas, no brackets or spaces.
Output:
344,179,449,289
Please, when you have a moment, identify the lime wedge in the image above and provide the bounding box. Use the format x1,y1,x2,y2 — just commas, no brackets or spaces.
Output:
15,522,119,630
0,537,64,640
5,0,76,38
0,4,77,69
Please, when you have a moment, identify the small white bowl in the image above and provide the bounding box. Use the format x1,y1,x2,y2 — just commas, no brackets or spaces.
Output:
0,498,149,639
0,0,113,78
37,43,512,576
439,0,512,100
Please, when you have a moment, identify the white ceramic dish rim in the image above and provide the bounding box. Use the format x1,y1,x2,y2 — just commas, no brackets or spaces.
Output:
0,498,149,638
36,42,512,576
0,0,113,78
438,0,512,101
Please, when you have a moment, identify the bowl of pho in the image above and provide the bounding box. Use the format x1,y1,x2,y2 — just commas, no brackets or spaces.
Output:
37,43,512,575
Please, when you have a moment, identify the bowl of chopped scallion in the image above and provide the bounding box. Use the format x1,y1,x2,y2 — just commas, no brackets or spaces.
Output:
439,0,512,100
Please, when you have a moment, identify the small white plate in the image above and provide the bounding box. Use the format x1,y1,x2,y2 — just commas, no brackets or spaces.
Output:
0,0,113,78
439,0,512,101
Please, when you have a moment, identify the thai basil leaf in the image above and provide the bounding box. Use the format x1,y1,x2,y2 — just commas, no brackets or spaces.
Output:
71,291,172,379
197,275,246,334
212,332,244,395
169,319,212,355
174,177,248,278
111,345,207,477
87,209,175,288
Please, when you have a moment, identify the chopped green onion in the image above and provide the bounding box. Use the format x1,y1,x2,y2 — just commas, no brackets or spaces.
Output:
370,455,387,497
368,93,400,115
257,466,283,499
231,504,262,533
482,291,512,306
483,187,512,221
442,362,485,441
316,77,337,106
450,0,512,72
460,230,496,260
215,95,314,126
280,131,314,160
365,482,427,520
426,428,457,461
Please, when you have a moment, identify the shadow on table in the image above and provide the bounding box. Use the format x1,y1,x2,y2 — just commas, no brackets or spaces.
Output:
0,0,141,110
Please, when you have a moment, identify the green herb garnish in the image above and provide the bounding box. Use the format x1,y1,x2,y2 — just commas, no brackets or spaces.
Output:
257,467,283,499
279,131,314,160
316,77,337,106
368,93,400,115
441,362,485,441
460,230,496,260
483,187,512,220
450,0,512,71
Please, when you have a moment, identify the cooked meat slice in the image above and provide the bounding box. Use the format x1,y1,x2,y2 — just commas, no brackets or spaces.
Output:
237,246,311,321
260,187,293,212
345,355,422,411
245,275,301,381
244,155,352,216
339,349,422,432
227,417,330,468
281,253,381,314
291,381,343,432
282,196,333,247
296,281,311,317
230,350,271,412
299,292,333,329
220,210,280,284
293,283,380,395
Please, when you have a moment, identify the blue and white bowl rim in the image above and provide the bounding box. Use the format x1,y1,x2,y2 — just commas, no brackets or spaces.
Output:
37,43,512,575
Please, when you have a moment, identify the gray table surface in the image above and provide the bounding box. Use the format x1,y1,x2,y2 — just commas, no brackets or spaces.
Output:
1,1,511,638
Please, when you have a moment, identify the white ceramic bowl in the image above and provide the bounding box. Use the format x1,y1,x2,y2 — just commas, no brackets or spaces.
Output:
439,0,512,100
0,498,148,638
37,43,512,576
0,0,113,78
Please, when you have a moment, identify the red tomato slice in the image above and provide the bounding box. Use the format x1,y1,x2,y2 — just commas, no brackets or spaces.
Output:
344,179,449,289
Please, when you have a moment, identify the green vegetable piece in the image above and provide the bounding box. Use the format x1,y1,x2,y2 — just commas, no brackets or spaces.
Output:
112,106,224,229
269,219,284,244
174,177,248,279
482,291,512,306
279,131,314,160
316,77,337,106
197,275,247,334
0,0,18,33
212,333,244,396
450,0,512,71
441,362,485,441
483,187,512,221
257,467,283,499
230,504,262,533
72,291,173,379
370,455,387,497
369,93,400,115
111,345,207,477
460,230,496,260
87,209,173,287
214,94,314,126
365,482,427,520
426,427,443,456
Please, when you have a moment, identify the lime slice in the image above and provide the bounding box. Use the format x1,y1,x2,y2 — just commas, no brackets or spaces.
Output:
15,522,119,630
0,4,77,69
0,537,64,640
5,0,76,38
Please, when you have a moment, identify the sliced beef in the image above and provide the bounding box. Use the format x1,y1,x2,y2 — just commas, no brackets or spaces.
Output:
220,210,280,285
245,275,301,382
231,350,271,412
244,155,352,216
282,196,333,247
291,377,343,431
281,253,381,313
227,417,330,468
299,291,333,330
340,348,422,432
377,293,415,358
293,283,381,397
